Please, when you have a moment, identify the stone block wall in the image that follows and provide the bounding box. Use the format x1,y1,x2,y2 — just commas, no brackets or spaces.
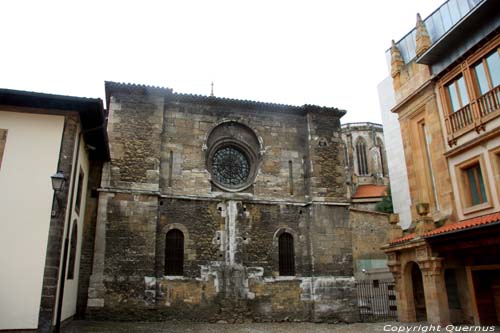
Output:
306,109,347,201
104,193,158,293
310,205,352,276
76,159,104,318
86,82,357,322
159,99,309,200
106,88,166,191
350,208,391,279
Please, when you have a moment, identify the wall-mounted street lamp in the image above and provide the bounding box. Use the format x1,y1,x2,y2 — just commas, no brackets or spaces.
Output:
51,171,66,218
51,171,66,192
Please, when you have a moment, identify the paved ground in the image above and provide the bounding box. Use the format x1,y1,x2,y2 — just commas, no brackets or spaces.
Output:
64,321,398,333
64,321,500,333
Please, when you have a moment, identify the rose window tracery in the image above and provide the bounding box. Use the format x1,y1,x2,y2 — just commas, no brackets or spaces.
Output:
205,122,261,192
211,146,250,186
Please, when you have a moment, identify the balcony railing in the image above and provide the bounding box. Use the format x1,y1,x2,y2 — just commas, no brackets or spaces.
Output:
445,85,500,143
477,85,500,117
448,103,474,133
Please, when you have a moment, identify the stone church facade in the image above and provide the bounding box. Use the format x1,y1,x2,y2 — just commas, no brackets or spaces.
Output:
85,82,358,322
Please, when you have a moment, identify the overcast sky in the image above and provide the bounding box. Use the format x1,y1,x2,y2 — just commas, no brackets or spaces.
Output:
1,0,444,124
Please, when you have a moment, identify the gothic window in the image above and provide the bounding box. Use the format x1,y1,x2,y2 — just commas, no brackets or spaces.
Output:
165,229,184,276
356,138,369,176
67,220,78,279
279,232,295,276
343,143,349,168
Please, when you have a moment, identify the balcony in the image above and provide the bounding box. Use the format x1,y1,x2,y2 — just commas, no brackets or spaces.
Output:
445,85,500,145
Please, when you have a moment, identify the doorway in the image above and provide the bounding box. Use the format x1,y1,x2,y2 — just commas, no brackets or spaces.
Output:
472,269,500,325
410,262,427,321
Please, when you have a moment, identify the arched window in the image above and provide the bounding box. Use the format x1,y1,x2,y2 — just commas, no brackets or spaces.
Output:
376,137,386,177
165,229,184,276
356,138,368,176
67,220,78,279
278,232,295,276
343,143,349,168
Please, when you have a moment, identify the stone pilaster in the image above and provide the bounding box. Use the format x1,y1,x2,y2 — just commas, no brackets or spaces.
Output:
419,257,451,325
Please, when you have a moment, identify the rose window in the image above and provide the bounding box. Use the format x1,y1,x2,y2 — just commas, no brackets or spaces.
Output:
211,146,250,187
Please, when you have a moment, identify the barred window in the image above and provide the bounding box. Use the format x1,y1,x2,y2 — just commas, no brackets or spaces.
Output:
279,232,295,276
165,229,184,276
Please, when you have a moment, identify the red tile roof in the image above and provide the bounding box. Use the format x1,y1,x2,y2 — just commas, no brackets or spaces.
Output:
352,185,387,199
388,212,500,246
424,211,500,237
390,233,416,245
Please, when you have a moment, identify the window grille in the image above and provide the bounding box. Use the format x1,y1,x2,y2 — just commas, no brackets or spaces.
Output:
165,229,184,276
279,232,295,276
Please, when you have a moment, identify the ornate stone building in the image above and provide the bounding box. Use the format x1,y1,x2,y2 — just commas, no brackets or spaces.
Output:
341,122,389,211
84,81,359,322
341,122,392,281
381,0,500,326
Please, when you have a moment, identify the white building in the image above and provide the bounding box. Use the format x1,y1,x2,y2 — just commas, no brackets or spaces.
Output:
0,89,108,331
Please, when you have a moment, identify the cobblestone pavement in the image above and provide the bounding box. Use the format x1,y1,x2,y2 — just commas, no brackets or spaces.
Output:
64,321,500,333
64,321,398,333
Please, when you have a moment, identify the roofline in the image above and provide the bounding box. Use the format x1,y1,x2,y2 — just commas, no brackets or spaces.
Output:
0,88,102,106
0,88,110,160
341,122,383,128
105,81,347,117
424,220,500,240
416,0,497,67
384,0,453,54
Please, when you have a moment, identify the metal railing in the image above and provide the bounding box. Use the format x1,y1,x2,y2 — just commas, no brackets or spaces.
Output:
356,279,398,322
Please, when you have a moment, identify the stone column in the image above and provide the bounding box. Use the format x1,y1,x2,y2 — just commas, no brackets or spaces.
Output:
419,257,450,325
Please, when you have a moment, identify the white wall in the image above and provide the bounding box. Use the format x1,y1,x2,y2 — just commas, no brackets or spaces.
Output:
378,77,412,229
0,110,64,330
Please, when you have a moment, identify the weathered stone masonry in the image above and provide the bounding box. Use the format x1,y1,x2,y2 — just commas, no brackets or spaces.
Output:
86,82,358,322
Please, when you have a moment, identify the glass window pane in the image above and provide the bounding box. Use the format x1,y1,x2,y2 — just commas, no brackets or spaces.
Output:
474,62,489,95
447,82,460,112
486,50,500,88
457,76,469,105
467,167,480,205
477,166,487,204
466,165,487,206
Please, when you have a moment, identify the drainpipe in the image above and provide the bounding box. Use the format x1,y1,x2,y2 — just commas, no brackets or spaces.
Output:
54,125,103,333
